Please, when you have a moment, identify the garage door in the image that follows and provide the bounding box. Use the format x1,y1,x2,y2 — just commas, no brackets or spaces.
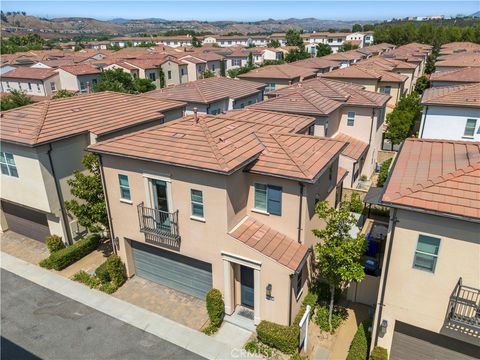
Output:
391,321,478,360
2,201,50,242
131,241,212,299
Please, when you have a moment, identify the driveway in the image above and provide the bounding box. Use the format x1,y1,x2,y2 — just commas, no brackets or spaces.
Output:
1,269,204,360
114,276,209,330
0,231,49,265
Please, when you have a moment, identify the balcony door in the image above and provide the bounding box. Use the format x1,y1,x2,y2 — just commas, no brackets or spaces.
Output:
150,179,171,233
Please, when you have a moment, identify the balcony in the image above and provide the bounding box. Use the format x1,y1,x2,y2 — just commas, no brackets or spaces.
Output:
137,202,180,249
448,277,480,330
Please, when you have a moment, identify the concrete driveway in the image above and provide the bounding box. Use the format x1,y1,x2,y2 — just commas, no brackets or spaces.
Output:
114,276,209,330
0,231,49,265
1,269,204,360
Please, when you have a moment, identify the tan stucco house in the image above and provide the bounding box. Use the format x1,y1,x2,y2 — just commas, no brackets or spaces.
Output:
89,109,348,326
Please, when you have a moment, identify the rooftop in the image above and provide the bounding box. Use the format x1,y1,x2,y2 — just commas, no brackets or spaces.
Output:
59,64,101,76
382,138,480,220
238,64,316,80
322,65,408,83
421,83,480,108
429,67,480,84
1,67,58,80
334,133,369,160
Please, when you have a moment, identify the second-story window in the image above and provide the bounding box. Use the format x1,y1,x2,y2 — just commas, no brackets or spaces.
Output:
347,112,355,126
265,83,276,92
118,174,131,201
191,189,204,218
254,183,282,215
0,152,18,177
149,72,156,81
413,235,440,273
28,82,32,90
50,82,56,91
464,118,477,137
167,70,172,80
36,83,40,92
382,86,392,95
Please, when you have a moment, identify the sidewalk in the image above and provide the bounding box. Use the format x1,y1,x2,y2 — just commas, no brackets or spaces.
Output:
1,251,261,360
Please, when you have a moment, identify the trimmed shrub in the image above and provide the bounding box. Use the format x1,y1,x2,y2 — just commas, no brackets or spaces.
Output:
106,255,125,286
72,270,100,288
73,255,126,294
349,192,364,213
346,320,371,360
95,261,110,283
289,354,308,360
370,346,388,360
40,234,100,270
45,235,65,254
244,339,273,357
315,305,348,334
256,320,299,354
206,288,224,327
377,158,393,187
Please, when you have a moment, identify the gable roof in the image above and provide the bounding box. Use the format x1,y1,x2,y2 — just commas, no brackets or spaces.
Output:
334,133,369,160
1,67,58,80
289,57,340,70
0,92,186,146
435,52,480,68
429,67,480,84
58,64,101,76
322,65,408,83
382,138,480,221
238,64,316,80
141,77,265,104
421,83,480,109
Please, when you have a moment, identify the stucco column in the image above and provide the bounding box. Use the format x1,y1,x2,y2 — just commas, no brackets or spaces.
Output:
223,259,233,315
254,268,261,325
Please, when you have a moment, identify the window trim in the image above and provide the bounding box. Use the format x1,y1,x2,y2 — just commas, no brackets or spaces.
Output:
412,234,441,273
253,183,282,216
0,152,19,177
190,189,205,220
118,174,131,201
463,118,477,138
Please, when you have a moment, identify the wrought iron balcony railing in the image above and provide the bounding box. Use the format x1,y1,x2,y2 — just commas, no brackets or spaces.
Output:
137,202,180,243
448,277,480,330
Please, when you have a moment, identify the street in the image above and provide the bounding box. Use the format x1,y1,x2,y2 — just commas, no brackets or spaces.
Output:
0,269,204,360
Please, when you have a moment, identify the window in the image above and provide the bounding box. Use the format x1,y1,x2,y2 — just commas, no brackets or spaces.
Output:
328,164,333,181
347,111,355,126
0,152,18,177
36,83,40,91
382,86,391,95
181,68,185,76
167,70,172,80
413,235,440,272
28,82,32,90
118,174,131,201
92,79,97,85
80,82,86,92
254,183,282,215
211,64,215,71
50,82,56,91
209,109,221,115
265,83,276,92
464,118,477,137
191,189,204,218
149,72,156,81
232,59,241,67
296,267,304,296
6,82,10,89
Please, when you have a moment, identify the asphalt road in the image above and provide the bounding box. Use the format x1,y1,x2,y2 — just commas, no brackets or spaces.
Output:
1,269,204,360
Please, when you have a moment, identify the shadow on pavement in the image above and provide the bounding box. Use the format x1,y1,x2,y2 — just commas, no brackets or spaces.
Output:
1,336,41,360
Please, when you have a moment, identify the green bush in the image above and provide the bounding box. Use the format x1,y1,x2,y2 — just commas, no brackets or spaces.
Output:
106,255,125,286
377,158,393,187
244,339,273,357
346,320,371,360
40,234,100,270
256,320,299,354
72,270,100,288
315,305,348,334
201,322,220,335
45,235,65,254
206,288,224,327
289,354,308,360
95,261,110,283
72,255,126,294
349,192,364,213
311,281,341,305
370,346,388,360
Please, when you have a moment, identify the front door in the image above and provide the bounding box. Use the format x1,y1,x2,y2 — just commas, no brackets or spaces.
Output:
240,266,254,309
152,180,171,232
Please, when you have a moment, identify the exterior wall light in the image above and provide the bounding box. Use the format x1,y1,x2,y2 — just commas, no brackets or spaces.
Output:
266,283,273,300
380,319,388,336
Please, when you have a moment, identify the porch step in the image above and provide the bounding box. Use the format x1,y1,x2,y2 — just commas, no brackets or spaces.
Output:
224,306,256,332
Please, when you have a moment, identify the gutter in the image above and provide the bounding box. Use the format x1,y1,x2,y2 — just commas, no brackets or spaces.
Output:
98,154,117,255
47,144,73,245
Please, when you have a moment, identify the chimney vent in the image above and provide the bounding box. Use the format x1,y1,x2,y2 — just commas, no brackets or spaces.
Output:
86,81,90,94
193,107,198,123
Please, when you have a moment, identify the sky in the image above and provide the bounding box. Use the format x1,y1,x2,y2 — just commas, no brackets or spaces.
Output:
2,1,479,21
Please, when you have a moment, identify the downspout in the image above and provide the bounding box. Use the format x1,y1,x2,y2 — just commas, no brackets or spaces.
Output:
288,273,294,326
297,182,304,244
47,144,73,245
373,208,398,348
419,106,428,138
98,154,117,255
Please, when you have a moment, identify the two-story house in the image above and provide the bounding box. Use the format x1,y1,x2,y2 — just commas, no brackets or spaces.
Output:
288,58,340,75
0,92,186,244
88,110,348,326
179,53,224,80
419,84,480,141
371,138,479,360
1,67,61,97
56,64,102,94
429,67,480,87
121,57,189,87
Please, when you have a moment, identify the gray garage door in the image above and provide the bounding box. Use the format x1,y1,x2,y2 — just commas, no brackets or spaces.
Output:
2,201,50,242
131,241,212,299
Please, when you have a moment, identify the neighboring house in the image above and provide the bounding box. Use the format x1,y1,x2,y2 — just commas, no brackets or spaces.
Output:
0,67,61,97
419,84,480,141
288,58,340,75
179,53,224,80
323,50,367,68
251,77,390,187
434,52,480,73
237,64,317,92
429,67,480,87
0,92,186,244
141,77,265,114
122,57,189,87
89,110,348,326
261,48,285,62
56,64,101,93
103,61,140,79
371,138,479,359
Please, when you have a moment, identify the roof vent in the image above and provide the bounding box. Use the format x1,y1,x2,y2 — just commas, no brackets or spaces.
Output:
71,108,83,112
173,133,185,138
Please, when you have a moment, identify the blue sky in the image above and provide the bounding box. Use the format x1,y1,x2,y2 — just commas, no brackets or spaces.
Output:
2,1,478,21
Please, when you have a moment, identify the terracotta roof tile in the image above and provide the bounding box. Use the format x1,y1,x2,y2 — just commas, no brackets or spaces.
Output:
238,64,316,80
59,64,101,75
1,67,58,80
334,133,369,160
429,67,480,84
323,65,408,83
421,83,480,108
435,52,480,68
383,138,480,220
289,57,340,70
229,216,309,271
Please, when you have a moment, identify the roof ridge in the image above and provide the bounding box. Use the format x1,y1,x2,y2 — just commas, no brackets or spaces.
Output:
193,81,208,103
33,101,52,143
197,118,230,170
270,133,312,178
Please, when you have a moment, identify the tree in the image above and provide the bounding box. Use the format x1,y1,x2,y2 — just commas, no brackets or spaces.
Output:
158,66,166,88
0,90,33,111
65,153,108,234
52,90,75,99
134,78,156,93
192,35,202,47
352,24,363,32
424,51,437,74
339,42,359,52
363,24,374,31
316,43,333,57
267,39,281,48
313,201,366,332
201,69,215,79
284,46,311,62
384,93,422,145
247,52,254,68
414,75,429,94
94,68,155,93
285,28,304,47
220,60,226,77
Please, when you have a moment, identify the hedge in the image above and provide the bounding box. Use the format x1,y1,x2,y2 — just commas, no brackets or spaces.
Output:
315,305,348,334
72,255,126,294
40,234,100,270
45,235,65,254
256,320,299,354
206,288,224,327
346,320,371,360
370,346,388,360
377,158,393,187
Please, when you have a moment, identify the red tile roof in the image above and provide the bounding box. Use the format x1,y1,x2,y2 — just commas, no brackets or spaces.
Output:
433,52,480,68
0,92,186,146
382,138,480,220
429,67,480,84
1,67,58,80
59,64,101,76
334,133,369,160
421,83,480,108
238,64,316,81
229,216,310,271
337,166,348,184
322,65,408,83
289,57,340,70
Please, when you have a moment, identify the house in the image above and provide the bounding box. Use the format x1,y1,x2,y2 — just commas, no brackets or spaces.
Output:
0,67,61,97
371,138,479,359
288,57,340,75
323,50,366,68
237,64,317,92
419,83,480,141
103,61,140,79
121,57,189,87
434,52,480,72
429,67,480,87
179,53,224,80
0,92,186,244
56,64,102,93
88,110,348,326
141,77,265,115
261,48,285,62
251,77,390,187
